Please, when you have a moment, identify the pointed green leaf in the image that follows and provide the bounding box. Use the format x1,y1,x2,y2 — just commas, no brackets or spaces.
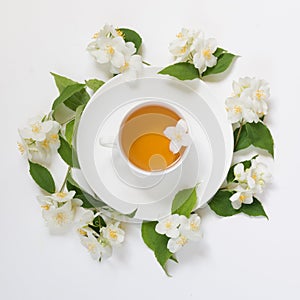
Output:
159,62,200,80
64,89,90,111
208,190,238,217
58,135,74,167
117,28,142,52
202,52,236,76
85,79,105,93
171,187,197,217
141,221,172,275
52,83,86,110
28,161,55,193
213,47,226,58
241,198,268,219
234,122,274,157
51,72,77,93
65,119,75,144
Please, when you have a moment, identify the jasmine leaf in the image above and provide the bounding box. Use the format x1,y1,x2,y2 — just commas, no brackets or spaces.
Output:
213,47,226,58
141,221,172,276
240,198,268,219
51,72,77,93
64,88,90,111
66,174,105,209
28,161,55,194
202,52,236,76
208,190,238,217
171,187,197,217
234,122,274,157
124,208,138,218
209,191,268,219
65,119,75,144
118,28,142,53
58,135,74,167
159,62,200,80
85,79,105,93
52,83,86,110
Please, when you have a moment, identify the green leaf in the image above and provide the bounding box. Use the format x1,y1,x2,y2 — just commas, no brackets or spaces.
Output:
28,161,55,194
65,119,75,144
234,122,274,157
240,198,268,219
85,79,105,93
64,89,90,111
124,208,138,218
202,52,236,76
209,191,268,219
58,135,74,167
171,187,197,217
159,62,200,80
51,72,77,93
141,221,173,275
117,28,142,53
52,83,86,110
66,174,105,209
208,190,238,217
213,47,226,58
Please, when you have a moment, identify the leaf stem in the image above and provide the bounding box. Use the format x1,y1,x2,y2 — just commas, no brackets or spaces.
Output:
59,166,72,192
234,123,243,148
142,61,151,66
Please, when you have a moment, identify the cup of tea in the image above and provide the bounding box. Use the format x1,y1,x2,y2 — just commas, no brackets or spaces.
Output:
100,101,192,177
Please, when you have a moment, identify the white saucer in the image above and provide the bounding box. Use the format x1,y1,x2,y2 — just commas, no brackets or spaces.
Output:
76,67,233,220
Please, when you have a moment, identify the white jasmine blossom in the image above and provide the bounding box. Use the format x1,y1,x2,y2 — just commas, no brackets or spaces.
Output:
80,231,112,261
192,37,218,74
167,234,189,253
155,214,181,238
226,77,270,124
229,190,253,209
179,214,202,241
164,119,192,154
101,222,125,246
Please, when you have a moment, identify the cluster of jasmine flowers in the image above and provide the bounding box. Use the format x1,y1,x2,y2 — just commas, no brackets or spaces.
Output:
87,24,143,80
169,28,218,74
225,77,270,124
155,213,201,253
228,157,272,209
18,116,60,165
77,210,125,261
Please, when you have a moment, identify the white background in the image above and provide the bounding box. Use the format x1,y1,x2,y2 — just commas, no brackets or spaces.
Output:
1,0,299,299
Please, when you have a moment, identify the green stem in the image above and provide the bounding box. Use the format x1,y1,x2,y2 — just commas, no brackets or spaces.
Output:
234,123,243,149
142,61,151,66
59,166,71,192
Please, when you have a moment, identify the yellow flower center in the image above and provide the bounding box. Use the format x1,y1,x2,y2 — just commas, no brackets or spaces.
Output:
234,105,242,114
32,123,41,133
190,222,199,231
109,229,117,240
87,243,96,252
202,48,212,60
17,142,25,155
180,45,187,54
92,32,99,39
177,236,188,246
116,29,124,37
120,62,129,73
176,32,183,38
175,133,182,141
165,221,172,229
255,90,265,100
50,134,58,142
41,204,50,210
106,46,115,55
252,173,257,180
55,212,67,225
56,192,67,198
77,228,87,236
41,139,49,149
239,195,246,203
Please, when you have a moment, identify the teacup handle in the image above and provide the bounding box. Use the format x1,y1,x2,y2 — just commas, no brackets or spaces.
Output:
99,136,117,148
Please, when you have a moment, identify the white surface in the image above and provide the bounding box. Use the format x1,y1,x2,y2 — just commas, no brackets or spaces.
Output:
1,0,299,299
77,68,233,219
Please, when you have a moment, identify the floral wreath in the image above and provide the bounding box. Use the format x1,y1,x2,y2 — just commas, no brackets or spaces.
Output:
18,24,274,275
